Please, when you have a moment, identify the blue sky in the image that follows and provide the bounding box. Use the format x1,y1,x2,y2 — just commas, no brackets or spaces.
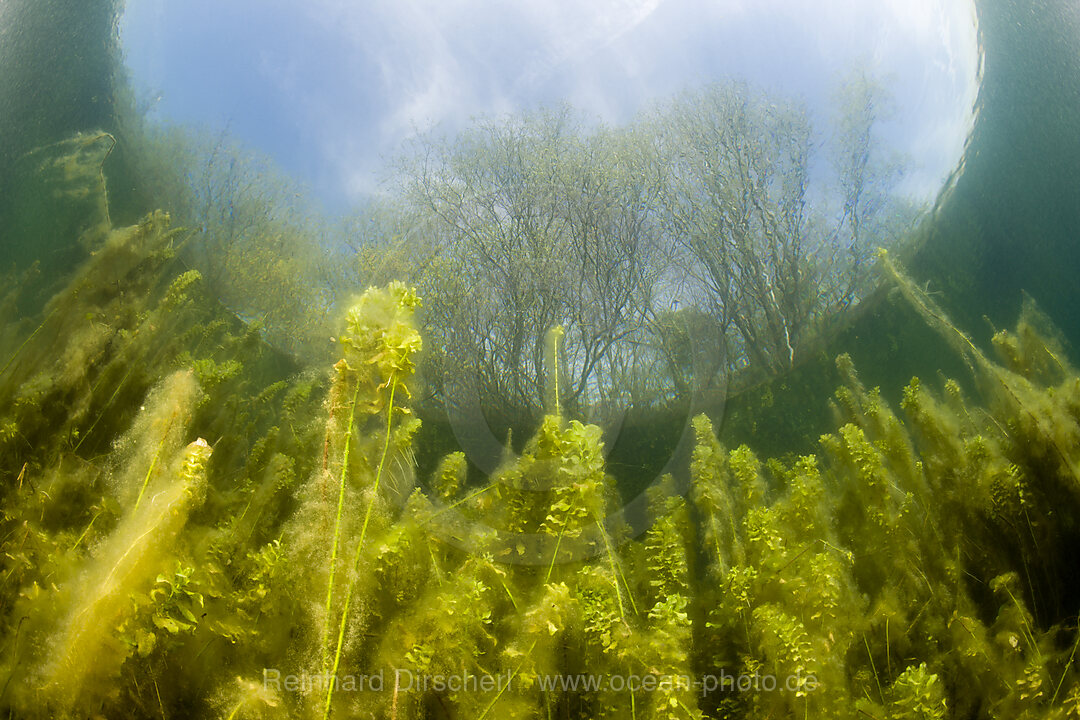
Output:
120,0,979,210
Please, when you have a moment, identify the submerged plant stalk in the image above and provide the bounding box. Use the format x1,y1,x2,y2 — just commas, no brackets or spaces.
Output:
322,380,397,720
320,373,363,673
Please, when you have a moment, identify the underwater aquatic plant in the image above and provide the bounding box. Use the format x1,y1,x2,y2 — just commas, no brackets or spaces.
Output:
7,135,1080,719
432,451,467,501
213,675,283,720
307,283,422,718
1,260,1078,720
39,435,210,714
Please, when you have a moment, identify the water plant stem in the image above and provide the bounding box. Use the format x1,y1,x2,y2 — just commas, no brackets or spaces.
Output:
134,417,176,512
0,309,57,377
322,381,397,720
476,640,538,720
320,375,363,673
863,634,884,704
425,483,497,523
1051,619,1080,703
544,525,567,585
598,519,635,618
71,509,103,551
553,330,560,418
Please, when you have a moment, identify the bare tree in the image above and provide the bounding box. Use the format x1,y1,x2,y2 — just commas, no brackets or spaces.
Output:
657,78,913,381
400,108,666,420
658,83,816,375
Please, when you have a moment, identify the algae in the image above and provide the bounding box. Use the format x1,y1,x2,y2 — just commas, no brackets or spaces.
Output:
3,137,1080,720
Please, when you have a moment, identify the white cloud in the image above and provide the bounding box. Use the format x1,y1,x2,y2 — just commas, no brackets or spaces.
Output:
508,0,665,90
303,0,666,131
288,0,674,200
321,0,977,203
120,0,979,206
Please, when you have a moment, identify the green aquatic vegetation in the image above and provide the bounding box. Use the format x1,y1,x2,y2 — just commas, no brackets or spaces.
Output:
7,154,1080,719
412,414,646,718
269,282,422,718
12,131,117,252
484,581,579,718
539,419,609,577
881,257,1080,628
114,370,202,511
0,211,180,460
575,564,635,716
321,288,422,711
370,554,501,719
636,482,699,720
888,662,947,720
0,262,41,373
690,430,865,718
146,561,205,636
4,263,1080,719
227,540,286,633
432,450,467,501
546,324,565,417
459,413,622,569
881,250,1080,490
213,675,283,720
684,282,1080,718
36,436,210,715
643,479,691,604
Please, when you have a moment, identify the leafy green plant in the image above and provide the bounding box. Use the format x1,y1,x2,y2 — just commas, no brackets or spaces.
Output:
6,141,1080,720
889,663,947,720
315,282,422,718
40,436,211,715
